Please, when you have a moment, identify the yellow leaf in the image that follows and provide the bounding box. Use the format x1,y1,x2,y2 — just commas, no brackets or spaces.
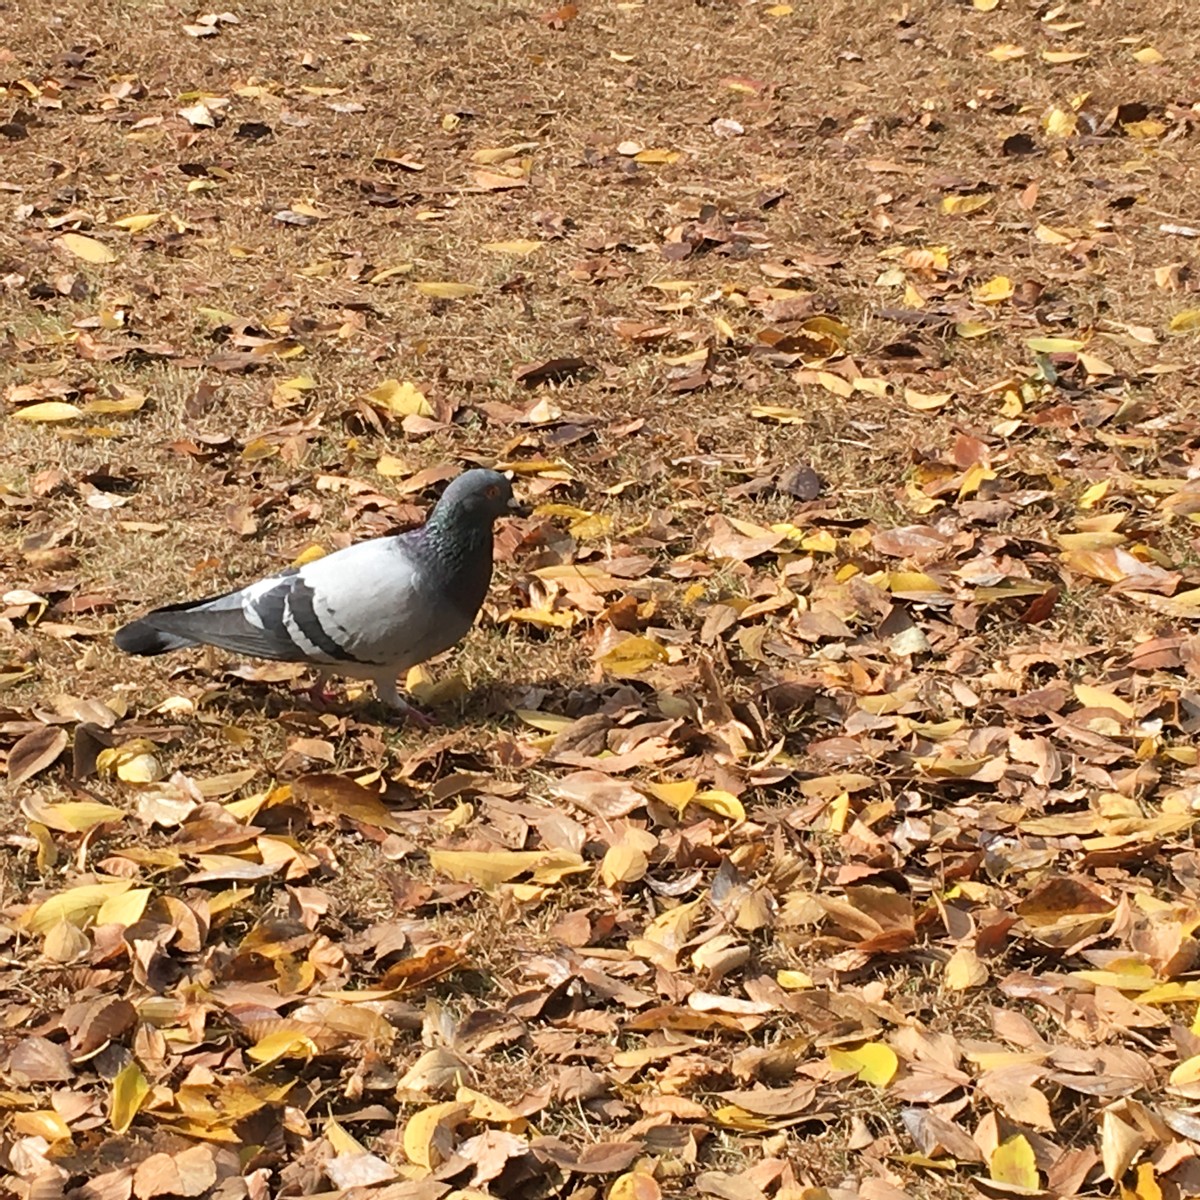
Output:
828,1042,898,1087
247,1028,320,1065
904,388,951,411
12,1110,72,1142
570,513,613,540
1121,1162,1163,1200
58,233,118,264
973,0,999,8
471,143,538,164
96,887,152,928
12,401,83,423
1125,119,1166,139
272,374,316,404
1078,481,1110,509
290,544,326,566
1140,980,1200,1005
97,740,163,784
111,212,162,233
109,1061,150,1133
1169,309,1200,334
1035,222,1074,244
942,194,994,215
610,1172,662,1200
1078,352,1114,377
26,880,134,934
453,1086,522,1126
987,43,1027,61
1133,46,1165,64
958,463,996,499
324,1116,366,1156
634,148,681,164
955,320,993,339
428,848,587,889
481,239,542,255
711,1105,776,1131
765,3,792,13
1170,1054,1200,1086
366,263,414,285
1044,107,1078,138
20,800,125,833
750,405,804,424
853,377,891,396
991,1135,1039,1189
601,841,649,887
815,370,854,398
499,606,577,630
414,281,479,299
83,386,146,415
514,710,575,734
1042,49,1088,63
691,789,746,822
1057,531,1126,550
372,454,408,477
403,1101,471,1171
973,275,1014,303
1073,684,1134,720
366,379,433,417
643,780,698,813
597,635,669,677
1028,336,1086,353
777,969,815,990
888,571,946,599
642,899,702,948
944,945,988,991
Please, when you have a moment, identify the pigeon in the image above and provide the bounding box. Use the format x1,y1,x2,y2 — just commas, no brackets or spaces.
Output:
114,469,529,718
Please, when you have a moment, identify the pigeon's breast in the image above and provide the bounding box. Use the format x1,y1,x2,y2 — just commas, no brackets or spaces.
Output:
297,542,481,670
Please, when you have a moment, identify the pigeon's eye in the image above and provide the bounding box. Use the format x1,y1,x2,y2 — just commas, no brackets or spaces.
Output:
486,484,500,498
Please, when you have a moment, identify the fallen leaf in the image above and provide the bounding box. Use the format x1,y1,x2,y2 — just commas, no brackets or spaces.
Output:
57,233,119,263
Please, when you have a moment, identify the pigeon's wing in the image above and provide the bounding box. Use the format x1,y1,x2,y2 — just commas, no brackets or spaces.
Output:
116,538,428,666
290,538,438,667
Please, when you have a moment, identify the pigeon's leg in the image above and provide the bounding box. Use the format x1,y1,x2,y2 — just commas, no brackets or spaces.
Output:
304,668,340,709
375,675,434,727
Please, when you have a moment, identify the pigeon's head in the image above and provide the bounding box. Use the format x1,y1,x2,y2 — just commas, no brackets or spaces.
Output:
435,469,530,525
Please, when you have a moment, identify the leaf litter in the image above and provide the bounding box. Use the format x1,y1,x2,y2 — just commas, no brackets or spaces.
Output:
3,0,1200,1197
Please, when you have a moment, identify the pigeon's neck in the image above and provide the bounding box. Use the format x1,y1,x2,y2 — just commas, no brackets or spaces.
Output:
418,508,495,590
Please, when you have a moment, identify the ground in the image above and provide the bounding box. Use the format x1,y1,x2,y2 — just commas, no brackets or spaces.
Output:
3,0,1200,1197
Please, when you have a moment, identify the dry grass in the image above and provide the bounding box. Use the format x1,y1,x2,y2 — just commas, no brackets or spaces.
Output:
4,0,1200,1195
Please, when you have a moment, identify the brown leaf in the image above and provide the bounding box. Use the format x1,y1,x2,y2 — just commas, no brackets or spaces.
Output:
513,357,594,387
533,1137,645,1174
7,1035,74,1082
7,725,69,787
702,515,784,562
292,773,411,833
552,771,645,818
72,1168,134,1200
714,1082,817,1116
377,940,469,992
70,996,137,1055
132,1145,218,1199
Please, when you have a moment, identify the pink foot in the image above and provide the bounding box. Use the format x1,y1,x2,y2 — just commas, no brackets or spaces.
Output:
388,701,434,728
305,681,341,709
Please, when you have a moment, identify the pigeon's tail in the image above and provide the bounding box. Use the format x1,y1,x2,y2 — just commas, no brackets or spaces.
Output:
114,619,199,656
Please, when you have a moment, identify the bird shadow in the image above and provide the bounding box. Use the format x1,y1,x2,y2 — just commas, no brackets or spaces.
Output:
190,669,631,733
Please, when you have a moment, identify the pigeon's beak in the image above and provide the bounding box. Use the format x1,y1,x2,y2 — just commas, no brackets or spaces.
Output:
507,495,532,518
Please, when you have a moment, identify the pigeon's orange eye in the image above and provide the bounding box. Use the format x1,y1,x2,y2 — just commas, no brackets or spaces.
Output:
486,485,500,498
